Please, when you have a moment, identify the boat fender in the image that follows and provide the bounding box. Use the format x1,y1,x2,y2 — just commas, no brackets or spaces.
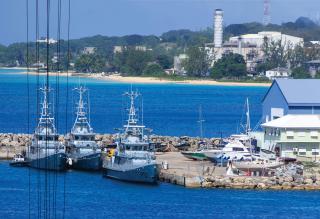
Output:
67,158,73,166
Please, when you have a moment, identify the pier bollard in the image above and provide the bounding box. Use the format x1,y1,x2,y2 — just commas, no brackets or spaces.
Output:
162,160,168,170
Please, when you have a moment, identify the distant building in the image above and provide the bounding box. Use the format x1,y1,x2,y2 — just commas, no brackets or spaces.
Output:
262,79,320,122
265,67,290,79
306,60,320,78
261,114,320,161
82,47,97,55
32,62,46,68
113,45,151,54
37,37,57,44
229,32,304,49
206,9,304,73
173,54,188,75
310,41,320,46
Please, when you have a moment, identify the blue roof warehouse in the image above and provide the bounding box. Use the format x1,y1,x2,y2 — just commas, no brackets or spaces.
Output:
262,79,320,122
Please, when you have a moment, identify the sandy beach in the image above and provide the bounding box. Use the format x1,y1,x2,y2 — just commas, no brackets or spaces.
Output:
90,74,271,87
5,68,271,87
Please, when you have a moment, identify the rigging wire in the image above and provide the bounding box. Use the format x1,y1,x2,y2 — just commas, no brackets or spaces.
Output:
35,0,42,217
26,0,31,218
63,0,72,218
45,0,51,217
53,0,62,217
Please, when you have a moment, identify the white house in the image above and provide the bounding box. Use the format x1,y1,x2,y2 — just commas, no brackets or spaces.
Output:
265,67,290,79
261,114,320,161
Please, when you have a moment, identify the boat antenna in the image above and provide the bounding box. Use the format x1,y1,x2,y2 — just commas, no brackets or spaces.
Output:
197,105,205,139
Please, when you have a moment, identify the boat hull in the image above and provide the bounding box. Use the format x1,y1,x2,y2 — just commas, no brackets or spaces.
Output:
69,152,102,171
28,152,67,171
181,152,207,161
104,163,158,184
233,162,284,171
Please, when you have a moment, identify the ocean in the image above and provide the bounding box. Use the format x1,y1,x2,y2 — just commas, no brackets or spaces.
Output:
1,68,320,219
0,68,266,137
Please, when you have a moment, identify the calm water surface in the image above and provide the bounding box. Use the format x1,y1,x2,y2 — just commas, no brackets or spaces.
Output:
1,162,320,219
0,68,266,137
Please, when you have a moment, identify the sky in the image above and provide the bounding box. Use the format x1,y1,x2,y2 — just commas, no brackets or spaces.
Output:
1,0,320,45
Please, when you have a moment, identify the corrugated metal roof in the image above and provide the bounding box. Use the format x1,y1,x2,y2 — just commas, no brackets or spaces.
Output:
261,114,320,129
275,79,320,106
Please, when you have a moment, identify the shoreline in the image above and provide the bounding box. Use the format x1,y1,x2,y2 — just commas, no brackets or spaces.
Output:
3,67,271,87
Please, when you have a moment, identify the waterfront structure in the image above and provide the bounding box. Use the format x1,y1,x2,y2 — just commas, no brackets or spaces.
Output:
265,67,290,79
261,114,320,161
26,86,67,170
262,79,320,122
66,86,101,170
103,90,157,184
214,9,223,48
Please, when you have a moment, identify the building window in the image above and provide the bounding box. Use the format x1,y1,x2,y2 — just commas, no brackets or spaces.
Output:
298,132,306,137
312,149,320,156
310,131,319,139
298,149,307,156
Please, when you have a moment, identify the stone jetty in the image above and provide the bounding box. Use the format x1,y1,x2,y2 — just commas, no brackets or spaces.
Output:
2,133,320,191
0,133,216,159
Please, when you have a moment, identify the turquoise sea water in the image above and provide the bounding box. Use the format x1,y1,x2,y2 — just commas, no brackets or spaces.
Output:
1,162,320,219
2,68,320,219
0,68,266,137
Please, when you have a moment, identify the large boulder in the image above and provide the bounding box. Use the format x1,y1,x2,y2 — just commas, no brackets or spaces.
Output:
185,176,202,188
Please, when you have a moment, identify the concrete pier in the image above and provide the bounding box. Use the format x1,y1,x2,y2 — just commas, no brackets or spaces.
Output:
156,152,226,187
156,152,320,190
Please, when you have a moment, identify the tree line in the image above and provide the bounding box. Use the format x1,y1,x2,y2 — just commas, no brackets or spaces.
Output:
1,17,320,79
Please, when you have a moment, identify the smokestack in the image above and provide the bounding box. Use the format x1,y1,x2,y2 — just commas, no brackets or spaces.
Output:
214,9,223,48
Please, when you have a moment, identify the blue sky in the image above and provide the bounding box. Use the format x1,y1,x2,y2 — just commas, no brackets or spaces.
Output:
1,0,320,45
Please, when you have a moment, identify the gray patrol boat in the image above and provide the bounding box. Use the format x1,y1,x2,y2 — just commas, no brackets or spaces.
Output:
65,86,101,171
26,86,67,170
103,90,157,184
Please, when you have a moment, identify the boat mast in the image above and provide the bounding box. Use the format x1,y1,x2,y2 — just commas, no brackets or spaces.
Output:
197,105,205,139
71,86,93,133
245,98,251,135
36,86,56,135
124,89,143,135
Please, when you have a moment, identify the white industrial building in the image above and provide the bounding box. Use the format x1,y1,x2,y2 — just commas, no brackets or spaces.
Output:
205,9,304,73
229,31,304,49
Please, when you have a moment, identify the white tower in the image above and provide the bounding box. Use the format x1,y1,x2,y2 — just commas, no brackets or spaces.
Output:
214,9,224,48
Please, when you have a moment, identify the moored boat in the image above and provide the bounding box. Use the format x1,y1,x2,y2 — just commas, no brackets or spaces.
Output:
9,153,29,167
232,159,284,172
205,141,252,166
66,86,101,171
26,86,66,171
103,89,158,184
